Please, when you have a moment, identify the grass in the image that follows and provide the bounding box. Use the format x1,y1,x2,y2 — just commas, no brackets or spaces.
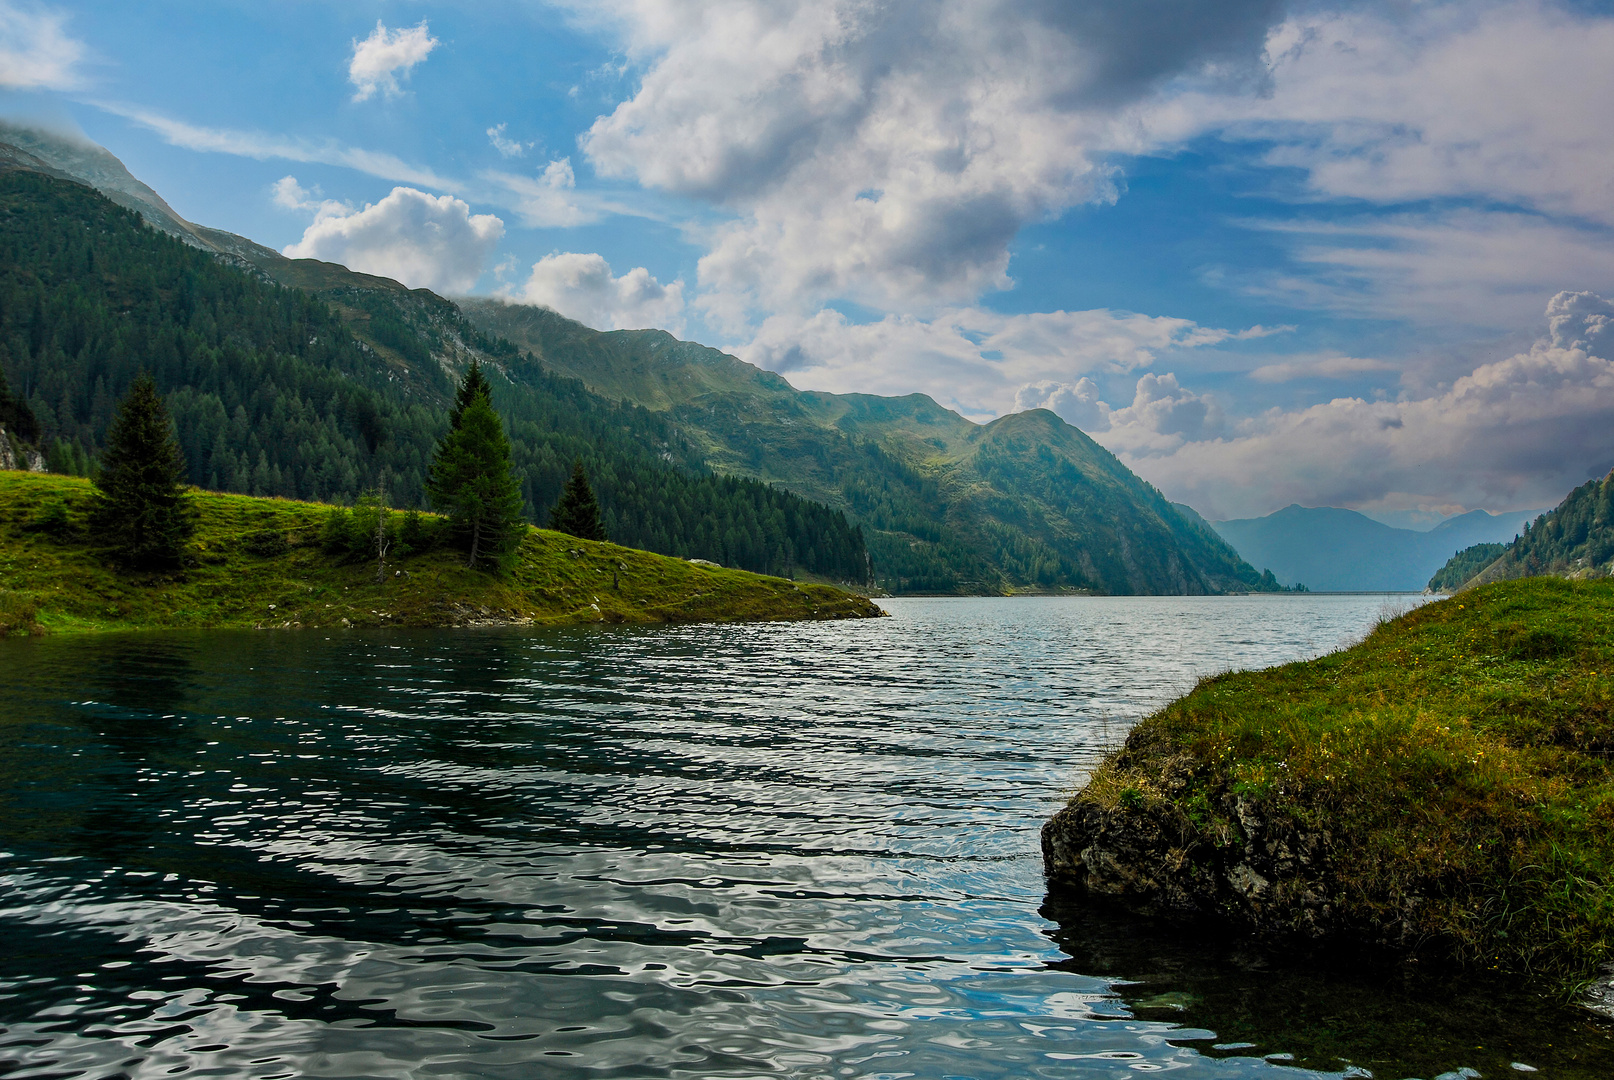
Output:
1073,576,1614,989
0,472,882,634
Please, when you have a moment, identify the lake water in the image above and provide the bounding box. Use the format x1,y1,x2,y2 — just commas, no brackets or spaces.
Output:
2,595,1611,1079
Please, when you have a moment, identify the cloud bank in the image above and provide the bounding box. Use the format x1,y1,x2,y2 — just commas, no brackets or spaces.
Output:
282,186,503,294
1099,292,1614,519
576,0,1286,322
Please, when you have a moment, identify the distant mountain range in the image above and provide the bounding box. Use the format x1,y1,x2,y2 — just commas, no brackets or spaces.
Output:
0,123,1276,596
1205,504,1547,592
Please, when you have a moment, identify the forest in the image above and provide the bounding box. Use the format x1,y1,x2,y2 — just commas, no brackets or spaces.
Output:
0,171,869,583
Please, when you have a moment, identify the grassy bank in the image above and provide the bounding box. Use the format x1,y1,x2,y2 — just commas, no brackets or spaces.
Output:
1044,577,1614,992
0,472,882,634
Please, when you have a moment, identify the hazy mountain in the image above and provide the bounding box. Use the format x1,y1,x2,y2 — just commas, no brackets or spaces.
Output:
1,122,1272,595
1211,504,1545,592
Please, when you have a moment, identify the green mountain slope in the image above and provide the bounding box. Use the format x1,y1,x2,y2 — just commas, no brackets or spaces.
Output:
1437,470,1614,590
460,300,1271,595
0,166,868,583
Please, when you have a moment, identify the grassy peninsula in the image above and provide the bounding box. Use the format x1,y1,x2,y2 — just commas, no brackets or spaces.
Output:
1044,577,1614,993
0,473,882,634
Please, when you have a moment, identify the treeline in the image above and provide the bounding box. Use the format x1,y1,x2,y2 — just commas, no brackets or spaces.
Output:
1428,542,1508,592
1430,471,1613,589
0,170,869,582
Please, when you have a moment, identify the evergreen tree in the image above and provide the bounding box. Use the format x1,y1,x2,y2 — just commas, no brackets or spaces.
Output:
549,460,606,541
93,372,195,568
429,383,526,569
449,360,493,428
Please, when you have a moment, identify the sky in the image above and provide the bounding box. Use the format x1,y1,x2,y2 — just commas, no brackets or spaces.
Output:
2,0,1613,525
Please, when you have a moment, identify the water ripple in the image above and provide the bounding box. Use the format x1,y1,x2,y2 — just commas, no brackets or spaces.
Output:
3,595,1609,1078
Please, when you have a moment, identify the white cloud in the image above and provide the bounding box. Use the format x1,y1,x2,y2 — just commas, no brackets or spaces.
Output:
1014,377,1110,432
1130,2,1614,323
282,187,503,294
98,102,457,191
1107,291,1614,520
1248,353,1396,383
503,252,685,332
738,306,1266,420
486,123,529,158
575,0,1286,320
481,158,596,228
349,21,437,102
0,1,83,90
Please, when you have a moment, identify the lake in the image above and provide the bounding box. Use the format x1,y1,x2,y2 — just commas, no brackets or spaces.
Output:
2,595,1611,1078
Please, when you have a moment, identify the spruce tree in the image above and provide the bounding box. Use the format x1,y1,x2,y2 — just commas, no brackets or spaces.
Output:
549,460,606,541
449,360,493,428
93,372,195,568
429,381,526,569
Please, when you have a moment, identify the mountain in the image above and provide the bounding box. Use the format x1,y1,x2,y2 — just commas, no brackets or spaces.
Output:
457,300,1271,595
1443,470,1614,589
0,153,869,584
0,122,1270,595
1210,504,1544,592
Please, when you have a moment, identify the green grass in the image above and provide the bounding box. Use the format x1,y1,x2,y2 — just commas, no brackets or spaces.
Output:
1074,577,1614,988
0,472,882,634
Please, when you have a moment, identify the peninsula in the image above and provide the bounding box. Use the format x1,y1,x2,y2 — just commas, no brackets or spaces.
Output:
0,473,882,635
1043,577,1614,996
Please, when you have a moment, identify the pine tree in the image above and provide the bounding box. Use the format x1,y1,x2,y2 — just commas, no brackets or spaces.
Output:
429,381,527,569
93,372,195,568
549,460,607,541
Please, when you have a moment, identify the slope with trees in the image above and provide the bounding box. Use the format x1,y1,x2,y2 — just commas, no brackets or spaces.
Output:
1433,470,1614,590
461,301,1273,595
0,166,868,584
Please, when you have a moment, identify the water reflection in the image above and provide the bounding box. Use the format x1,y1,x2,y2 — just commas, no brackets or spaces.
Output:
1041,892,1614,1078
0,596,1606,1078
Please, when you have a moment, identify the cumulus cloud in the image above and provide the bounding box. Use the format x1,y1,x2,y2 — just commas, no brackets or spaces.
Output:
575,0,1287,318
1014,377,1111,431
282,187,503,294
1108,292,1614,520
738,305,1267,420
503,252,685,332
0,0,84,89
349,21,437,102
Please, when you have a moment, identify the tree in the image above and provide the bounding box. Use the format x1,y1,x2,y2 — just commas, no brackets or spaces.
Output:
93,372,195,568
429,381,527,569
549,459,606,541
449,359,493,428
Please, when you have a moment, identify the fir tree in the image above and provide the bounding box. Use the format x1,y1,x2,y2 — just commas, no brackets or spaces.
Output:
549,460,606,541
429,380,527,569
93,372,195,568
449,360,493,428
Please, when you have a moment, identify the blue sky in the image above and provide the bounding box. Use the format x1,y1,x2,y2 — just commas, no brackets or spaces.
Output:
3,0,1614,523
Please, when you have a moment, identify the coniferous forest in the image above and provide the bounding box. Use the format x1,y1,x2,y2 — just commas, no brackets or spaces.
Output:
0,171,869,583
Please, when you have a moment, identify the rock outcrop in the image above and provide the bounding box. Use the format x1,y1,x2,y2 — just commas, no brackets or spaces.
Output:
1042,751,1433,952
